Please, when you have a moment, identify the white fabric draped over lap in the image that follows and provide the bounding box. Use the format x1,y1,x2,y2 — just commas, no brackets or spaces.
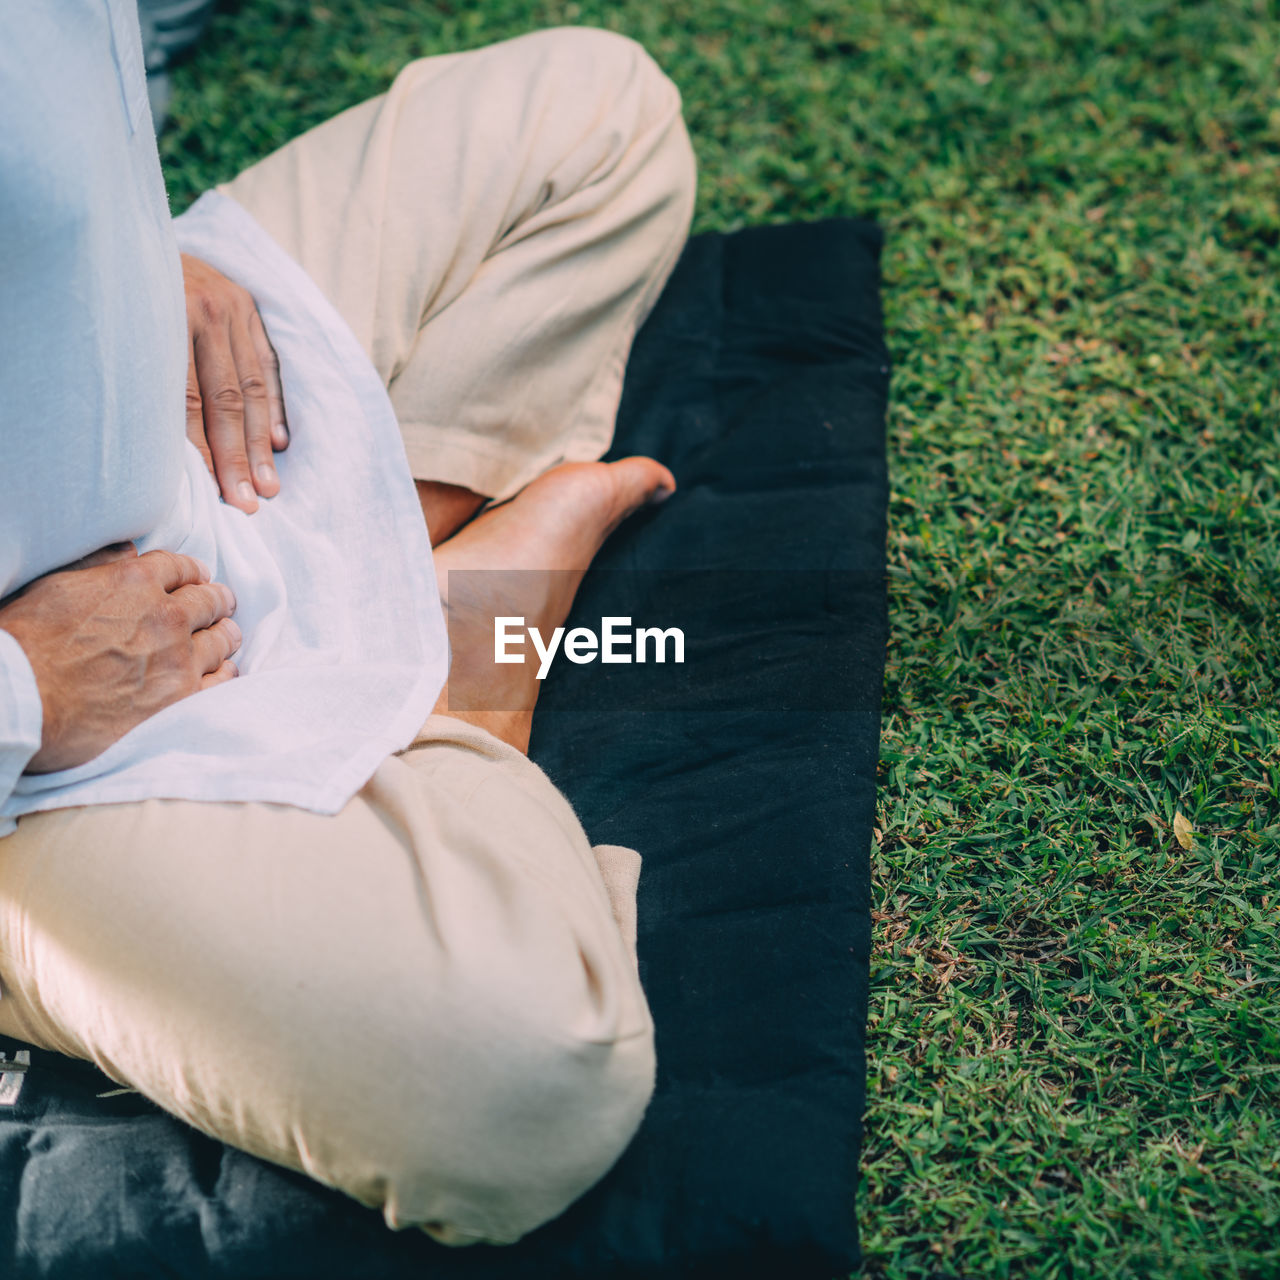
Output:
4,190,448,826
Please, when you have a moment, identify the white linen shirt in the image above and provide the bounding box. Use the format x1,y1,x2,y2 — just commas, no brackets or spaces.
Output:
0,0,448,835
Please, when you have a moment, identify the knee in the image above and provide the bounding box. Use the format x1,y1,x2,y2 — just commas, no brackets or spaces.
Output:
531,25,677,103
302,805,658,1246
361,982,657,1246
527,26,696,186
262,751,658,1244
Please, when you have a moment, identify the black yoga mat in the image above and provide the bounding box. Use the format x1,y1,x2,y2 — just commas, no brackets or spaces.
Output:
0,216,889,1280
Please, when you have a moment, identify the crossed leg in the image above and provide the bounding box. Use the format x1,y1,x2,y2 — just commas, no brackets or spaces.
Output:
0,25,694,1248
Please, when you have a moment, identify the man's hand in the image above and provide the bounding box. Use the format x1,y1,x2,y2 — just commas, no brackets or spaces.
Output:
182,253,289,514
0,544,241,773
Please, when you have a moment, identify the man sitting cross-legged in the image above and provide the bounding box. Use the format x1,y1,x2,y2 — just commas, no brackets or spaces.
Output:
0,8,694,1248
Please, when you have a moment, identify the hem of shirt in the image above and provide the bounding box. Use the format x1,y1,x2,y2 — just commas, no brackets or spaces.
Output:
0,670,440,823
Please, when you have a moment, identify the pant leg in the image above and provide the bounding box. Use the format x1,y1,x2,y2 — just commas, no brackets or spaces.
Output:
219,26,697,500
0,716,654,1247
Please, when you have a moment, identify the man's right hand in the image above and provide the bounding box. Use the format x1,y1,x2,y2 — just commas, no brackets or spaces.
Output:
0,544,240,774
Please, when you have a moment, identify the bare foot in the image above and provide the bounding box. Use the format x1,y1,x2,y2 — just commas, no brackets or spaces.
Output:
429,458,675,752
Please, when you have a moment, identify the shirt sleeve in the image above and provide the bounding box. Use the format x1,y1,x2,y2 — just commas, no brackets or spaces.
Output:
0,629,43,838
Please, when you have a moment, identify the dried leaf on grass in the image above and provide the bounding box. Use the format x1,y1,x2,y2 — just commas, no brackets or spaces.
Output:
1174,811,1195,851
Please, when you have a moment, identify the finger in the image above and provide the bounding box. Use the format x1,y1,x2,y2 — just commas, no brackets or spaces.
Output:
230,313,280,499
249,308,289,453
200,659,239,689
170,581,237,633
194,321,258,513
185,333,215,476
191,616,243,674
134,549,214,591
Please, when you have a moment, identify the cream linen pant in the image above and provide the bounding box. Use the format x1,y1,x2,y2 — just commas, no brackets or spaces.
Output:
0,27,695,1247
220,24,697,501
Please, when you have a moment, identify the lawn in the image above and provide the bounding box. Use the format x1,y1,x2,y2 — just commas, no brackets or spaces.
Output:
161,2,1280,1276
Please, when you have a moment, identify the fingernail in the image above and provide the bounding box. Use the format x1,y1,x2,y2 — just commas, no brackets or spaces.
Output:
221,585,237,612
225,619,243,649
194,558,212,582
255,464,276,489
273,422,289,448
649,484,675,505
236,481,256,507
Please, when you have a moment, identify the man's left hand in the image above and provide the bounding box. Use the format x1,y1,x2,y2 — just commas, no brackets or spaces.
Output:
182,253,289,514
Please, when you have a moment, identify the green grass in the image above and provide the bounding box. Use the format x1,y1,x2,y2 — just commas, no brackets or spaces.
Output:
161,2,1280,1275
